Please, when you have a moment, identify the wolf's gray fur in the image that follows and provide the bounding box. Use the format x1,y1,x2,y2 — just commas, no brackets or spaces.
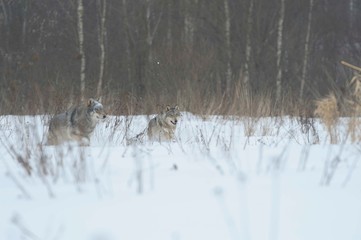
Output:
47,98,106,145
147,105,181,142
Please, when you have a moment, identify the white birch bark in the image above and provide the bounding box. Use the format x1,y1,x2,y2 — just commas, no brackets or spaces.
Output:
122,0,132,86
77,0,86,101
349,0,355,29
167,1,172,51
224,0,232,96
96,0,106,97
146,0,153,62
22,1,28,46
276,0,285,103
184,0,196,48
244,0,254,90
0,0,7,25
145,0,163,63
1,0,9,48
299,0,314,100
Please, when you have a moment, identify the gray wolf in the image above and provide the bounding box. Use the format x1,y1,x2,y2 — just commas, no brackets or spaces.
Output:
147,105,181,142
47,98,106,145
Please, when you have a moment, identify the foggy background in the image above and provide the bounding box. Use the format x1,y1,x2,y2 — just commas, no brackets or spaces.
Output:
0,0,360,114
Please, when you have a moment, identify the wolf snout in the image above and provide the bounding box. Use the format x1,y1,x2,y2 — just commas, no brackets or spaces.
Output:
96,113,107,119
171,119,177,125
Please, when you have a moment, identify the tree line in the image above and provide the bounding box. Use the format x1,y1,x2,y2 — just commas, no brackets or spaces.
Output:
0,0,360,114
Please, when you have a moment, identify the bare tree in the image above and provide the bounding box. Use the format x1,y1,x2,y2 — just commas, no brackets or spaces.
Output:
243,0,254,92
299,0,314,100
276,0,285,103
145,0,162,63
122,0,132,90
21,0,28,46
0,0,9,49
146,0,153,63
96,0,107,98
349,0,355,29
184,0,196,49
224,0,232,96
77,0,85,101
166,1,172,51
2,0,361,115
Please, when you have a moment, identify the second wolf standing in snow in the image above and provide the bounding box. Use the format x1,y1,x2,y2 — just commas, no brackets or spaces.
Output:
147,105,181,142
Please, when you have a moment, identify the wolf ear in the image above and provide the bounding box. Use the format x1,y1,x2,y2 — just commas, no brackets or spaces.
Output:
174,105,179,110
87,98,95,107
166,105,171,111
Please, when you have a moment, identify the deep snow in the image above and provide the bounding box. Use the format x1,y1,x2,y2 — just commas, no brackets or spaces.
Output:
0,113,360,240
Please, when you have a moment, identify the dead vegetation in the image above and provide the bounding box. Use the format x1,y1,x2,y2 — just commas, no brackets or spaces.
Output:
314,61,361,143
314,93,339,143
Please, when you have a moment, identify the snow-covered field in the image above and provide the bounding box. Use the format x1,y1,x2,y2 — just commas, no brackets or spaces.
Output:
1,113,360,240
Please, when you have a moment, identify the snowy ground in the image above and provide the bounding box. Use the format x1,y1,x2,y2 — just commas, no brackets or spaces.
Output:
0,113,360,240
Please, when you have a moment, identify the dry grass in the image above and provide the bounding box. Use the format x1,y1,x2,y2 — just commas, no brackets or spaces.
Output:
314,93,339,143
314,93,339,126
347,117,361,143
314,68,361,144
0,46,298,118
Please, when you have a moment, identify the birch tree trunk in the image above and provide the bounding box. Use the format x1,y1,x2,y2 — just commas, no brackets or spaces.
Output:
96,0,107,98
21,1,28,46
77,0,86,101
145,0,163,63
146,0,153,63
167,1,172,51
1,0,9,49
299,0,314,100
122,0,132,89
349,0,355,29
184,0,196,49
243,0,254,92
224,0,232,96
276,0,285,103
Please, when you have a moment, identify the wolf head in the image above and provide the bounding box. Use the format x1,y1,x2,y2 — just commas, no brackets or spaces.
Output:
163,105,180,127
87,98,107,120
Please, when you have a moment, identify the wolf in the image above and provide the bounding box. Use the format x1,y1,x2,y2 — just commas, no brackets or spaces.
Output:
147,105,181,142
47,98,106,145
